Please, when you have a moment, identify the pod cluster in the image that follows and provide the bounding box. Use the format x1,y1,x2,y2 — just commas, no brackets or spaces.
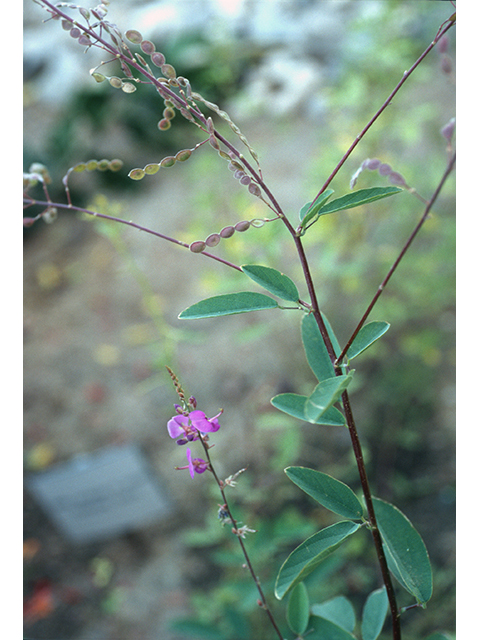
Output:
189,218,267,253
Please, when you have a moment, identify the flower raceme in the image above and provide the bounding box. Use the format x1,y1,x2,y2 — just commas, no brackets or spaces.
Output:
167,409,222,445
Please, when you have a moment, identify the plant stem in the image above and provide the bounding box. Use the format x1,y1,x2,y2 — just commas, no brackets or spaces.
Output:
336,151,456,365
199,440,285,640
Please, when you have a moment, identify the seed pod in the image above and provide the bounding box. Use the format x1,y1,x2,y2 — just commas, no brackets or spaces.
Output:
163,107,176,120
175,149,192,162
159,156,176,168
233,170,245,180
158,118,171,131
209,134,220,150
62,19,74,30
128,168,145,180
78,35,92,46
85,159,98,171
437,34,449,54
121,82,137,93
189,241,206,253
239,174,251,186
144,163,160,175
388,172,406,187
161,63,176,79
220,226,235,238
140,40,156,55
69,27,81,38
97,159,110,171
73,162,86,172
125,29,143,44
205,233,221,247
78,7,90,20
109,76,123,88
247,183,261,197
364,158,381,170
250,218,265,228
150,52,166,67
441,117,455,143
378,163,392,176
108,159,123,172
91,71,106,83
235,220,250,232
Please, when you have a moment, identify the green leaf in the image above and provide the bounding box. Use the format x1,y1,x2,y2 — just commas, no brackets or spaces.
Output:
361,587,389,640
285,467,364,520
275,521,361,600
241,264,300,302
178,292,278,319
169,618,227,639
346,322,390,360
304,374,354,423
423,634,454,640
372,497,433,604
302,314,336,382
315,186,403,217
311,596,356,633
270,393,345,426
298,189,335,232
308,615,357,640
286,582,310,635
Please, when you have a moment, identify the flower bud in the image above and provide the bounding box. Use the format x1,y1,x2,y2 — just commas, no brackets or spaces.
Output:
42,206,58,224
189,241,206,253
205,233,221,247
235,220,250,232
23,217,37,227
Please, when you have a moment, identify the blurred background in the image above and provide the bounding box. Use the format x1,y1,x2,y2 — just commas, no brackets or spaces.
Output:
23,1,455,638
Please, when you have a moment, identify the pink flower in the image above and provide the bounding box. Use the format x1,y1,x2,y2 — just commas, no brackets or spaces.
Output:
175,448,209,478
167,409,221,445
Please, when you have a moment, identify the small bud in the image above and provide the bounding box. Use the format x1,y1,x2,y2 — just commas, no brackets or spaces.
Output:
441,117,455,143
29,163,51,184
159,156,176,168
235,220,250,232
128,168,145,180
150,52,166,67
205,233,221,247
125,29,143,44
220,226,235,238
437,34,449,54
42,206,58,224
23,217,37,227
189,241,206,253
140,40,156,55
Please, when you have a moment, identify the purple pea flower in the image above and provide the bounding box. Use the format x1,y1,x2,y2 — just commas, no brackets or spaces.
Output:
175,448,209,478
167,409,222,445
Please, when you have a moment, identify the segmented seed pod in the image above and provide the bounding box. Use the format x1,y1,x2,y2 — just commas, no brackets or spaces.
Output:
78,35,92,46
150,52,166,67
85,160,98,171
388,172,406,187
163,107,176,120
378,163,392,176
140,40,156,55
205,233,221,247
62,19,74,30
69,27,81,38
158,118,171,131
144,163,160,175
73,162,86,172
108,159,123,171
175,149,192,162
121,82,137,93
97,159,110,171
125,29,143,44
161,63,176,79
189,241,206,253
91,71,106,83
248,183,261,197
250,219,265,228
239,175,251,186
235,220,250,232
159,156,176,168
128,168,146,180
220,226,235,238
109,76,123,88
